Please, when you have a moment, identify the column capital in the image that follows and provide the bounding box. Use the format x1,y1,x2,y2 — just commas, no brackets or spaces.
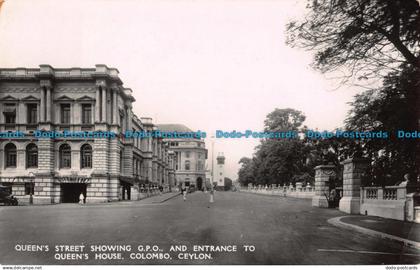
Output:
40,80,52,88
95,79,107,87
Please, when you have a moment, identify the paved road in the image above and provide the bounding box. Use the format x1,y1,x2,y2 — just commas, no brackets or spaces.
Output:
0,191,419,265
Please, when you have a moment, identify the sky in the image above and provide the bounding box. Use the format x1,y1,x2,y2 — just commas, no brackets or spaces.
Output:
0,0,363,180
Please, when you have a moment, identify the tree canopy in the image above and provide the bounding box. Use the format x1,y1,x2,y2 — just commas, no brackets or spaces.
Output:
287,0,420,82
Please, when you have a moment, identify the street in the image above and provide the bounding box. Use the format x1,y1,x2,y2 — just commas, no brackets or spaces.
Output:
0,191,419,265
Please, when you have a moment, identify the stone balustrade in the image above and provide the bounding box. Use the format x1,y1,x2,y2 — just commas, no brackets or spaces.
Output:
360,185,420,222
240,182,315,199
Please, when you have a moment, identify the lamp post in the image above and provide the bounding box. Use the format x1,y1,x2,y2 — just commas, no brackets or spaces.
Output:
28,172,34,205
209,136,215,205
211,136,215,188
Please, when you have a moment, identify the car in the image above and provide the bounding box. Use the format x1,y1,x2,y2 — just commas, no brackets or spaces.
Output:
187,186,196,193
0,185,18,206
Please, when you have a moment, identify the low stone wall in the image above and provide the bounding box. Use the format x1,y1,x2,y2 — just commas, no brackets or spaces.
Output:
360,186,420,222
240,183,315,199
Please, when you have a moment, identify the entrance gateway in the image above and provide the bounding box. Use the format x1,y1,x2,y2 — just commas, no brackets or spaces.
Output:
55,176,91,203
61,183,87,203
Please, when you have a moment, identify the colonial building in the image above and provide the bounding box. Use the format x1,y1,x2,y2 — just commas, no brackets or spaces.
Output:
156,124,207,190
0,65,175,204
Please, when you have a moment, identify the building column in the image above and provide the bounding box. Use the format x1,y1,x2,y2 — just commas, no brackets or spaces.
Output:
46,87,51,122
126,105,132,130
339,158,369,214
40,87,45,122
95,87,101,123
101,87,107,123
112,89,118,125
311,165,336,208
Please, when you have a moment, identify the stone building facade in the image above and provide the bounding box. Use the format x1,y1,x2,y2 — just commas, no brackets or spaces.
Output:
0,65,175,204
156,124,207,190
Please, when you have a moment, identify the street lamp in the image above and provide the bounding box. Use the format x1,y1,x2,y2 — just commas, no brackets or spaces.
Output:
28,172,34,205
209,136,215,203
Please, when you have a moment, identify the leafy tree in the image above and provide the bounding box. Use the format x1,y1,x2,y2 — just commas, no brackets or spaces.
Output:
237,157,256,186
286,0,420,81
264,108,306,132
286,0,420,183
238,108,315,186
345,65,418,184
224,177,233,191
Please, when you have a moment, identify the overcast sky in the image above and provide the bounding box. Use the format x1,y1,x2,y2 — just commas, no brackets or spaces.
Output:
0,0,362,180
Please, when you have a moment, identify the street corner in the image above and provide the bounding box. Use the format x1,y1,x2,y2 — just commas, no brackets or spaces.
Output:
328,215,420,250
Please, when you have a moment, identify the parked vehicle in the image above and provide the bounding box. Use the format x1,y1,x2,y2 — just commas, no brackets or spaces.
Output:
188,185,196,193
0,185,18,206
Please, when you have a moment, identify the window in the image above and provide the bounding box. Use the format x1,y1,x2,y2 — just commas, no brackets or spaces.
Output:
59,144,71,168
60,104,71,124
81,104,92,124
25,183,34,195
26,143,38,168
80,144,92,168
185,151,190,158
3,104,16,124
185,160,190,171
4,143,17,168
26,104,38,124
197,160,203,171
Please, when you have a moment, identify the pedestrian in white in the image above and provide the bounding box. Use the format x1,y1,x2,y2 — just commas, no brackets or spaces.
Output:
79,192,85,204
207,182,215,208
181,184,187,201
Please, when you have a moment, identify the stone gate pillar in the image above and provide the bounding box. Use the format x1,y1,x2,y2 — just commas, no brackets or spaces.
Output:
312,165,336,208
339,158,369,214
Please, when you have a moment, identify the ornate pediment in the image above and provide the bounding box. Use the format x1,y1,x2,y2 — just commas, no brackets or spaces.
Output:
76,95,95,102
54,95,75,102
0,95,19,101
21,95,40,101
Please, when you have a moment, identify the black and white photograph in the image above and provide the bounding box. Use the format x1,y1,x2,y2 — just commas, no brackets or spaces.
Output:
0,0,419,268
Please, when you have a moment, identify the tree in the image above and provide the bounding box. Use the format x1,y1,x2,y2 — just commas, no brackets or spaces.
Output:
345,65,418,184
237,157,255,186
286,0,420,181
286,0,420,81
264,108,306,132
224,177,233,191
238,108,316,187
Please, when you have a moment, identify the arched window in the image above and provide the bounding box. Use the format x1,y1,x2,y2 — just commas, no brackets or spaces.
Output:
59,144,71,168
80,144,92,169
26,143,38,168
185,160,190,171
4,143,17,168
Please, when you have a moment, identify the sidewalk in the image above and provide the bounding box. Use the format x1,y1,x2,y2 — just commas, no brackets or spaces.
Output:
137,191,180,204
328,215,420,249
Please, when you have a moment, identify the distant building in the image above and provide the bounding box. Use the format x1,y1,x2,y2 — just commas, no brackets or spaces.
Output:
214,153,225,189
157,124,207,190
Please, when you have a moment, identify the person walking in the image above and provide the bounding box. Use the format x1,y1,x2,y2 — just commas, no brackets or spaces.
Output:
181,184,187,201
79,192,85,204
207,181,215,208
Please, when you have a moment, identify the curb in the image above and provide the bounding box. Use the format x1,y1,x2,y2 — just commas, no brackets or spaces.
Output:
328,216,420,250
151,193,181,204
